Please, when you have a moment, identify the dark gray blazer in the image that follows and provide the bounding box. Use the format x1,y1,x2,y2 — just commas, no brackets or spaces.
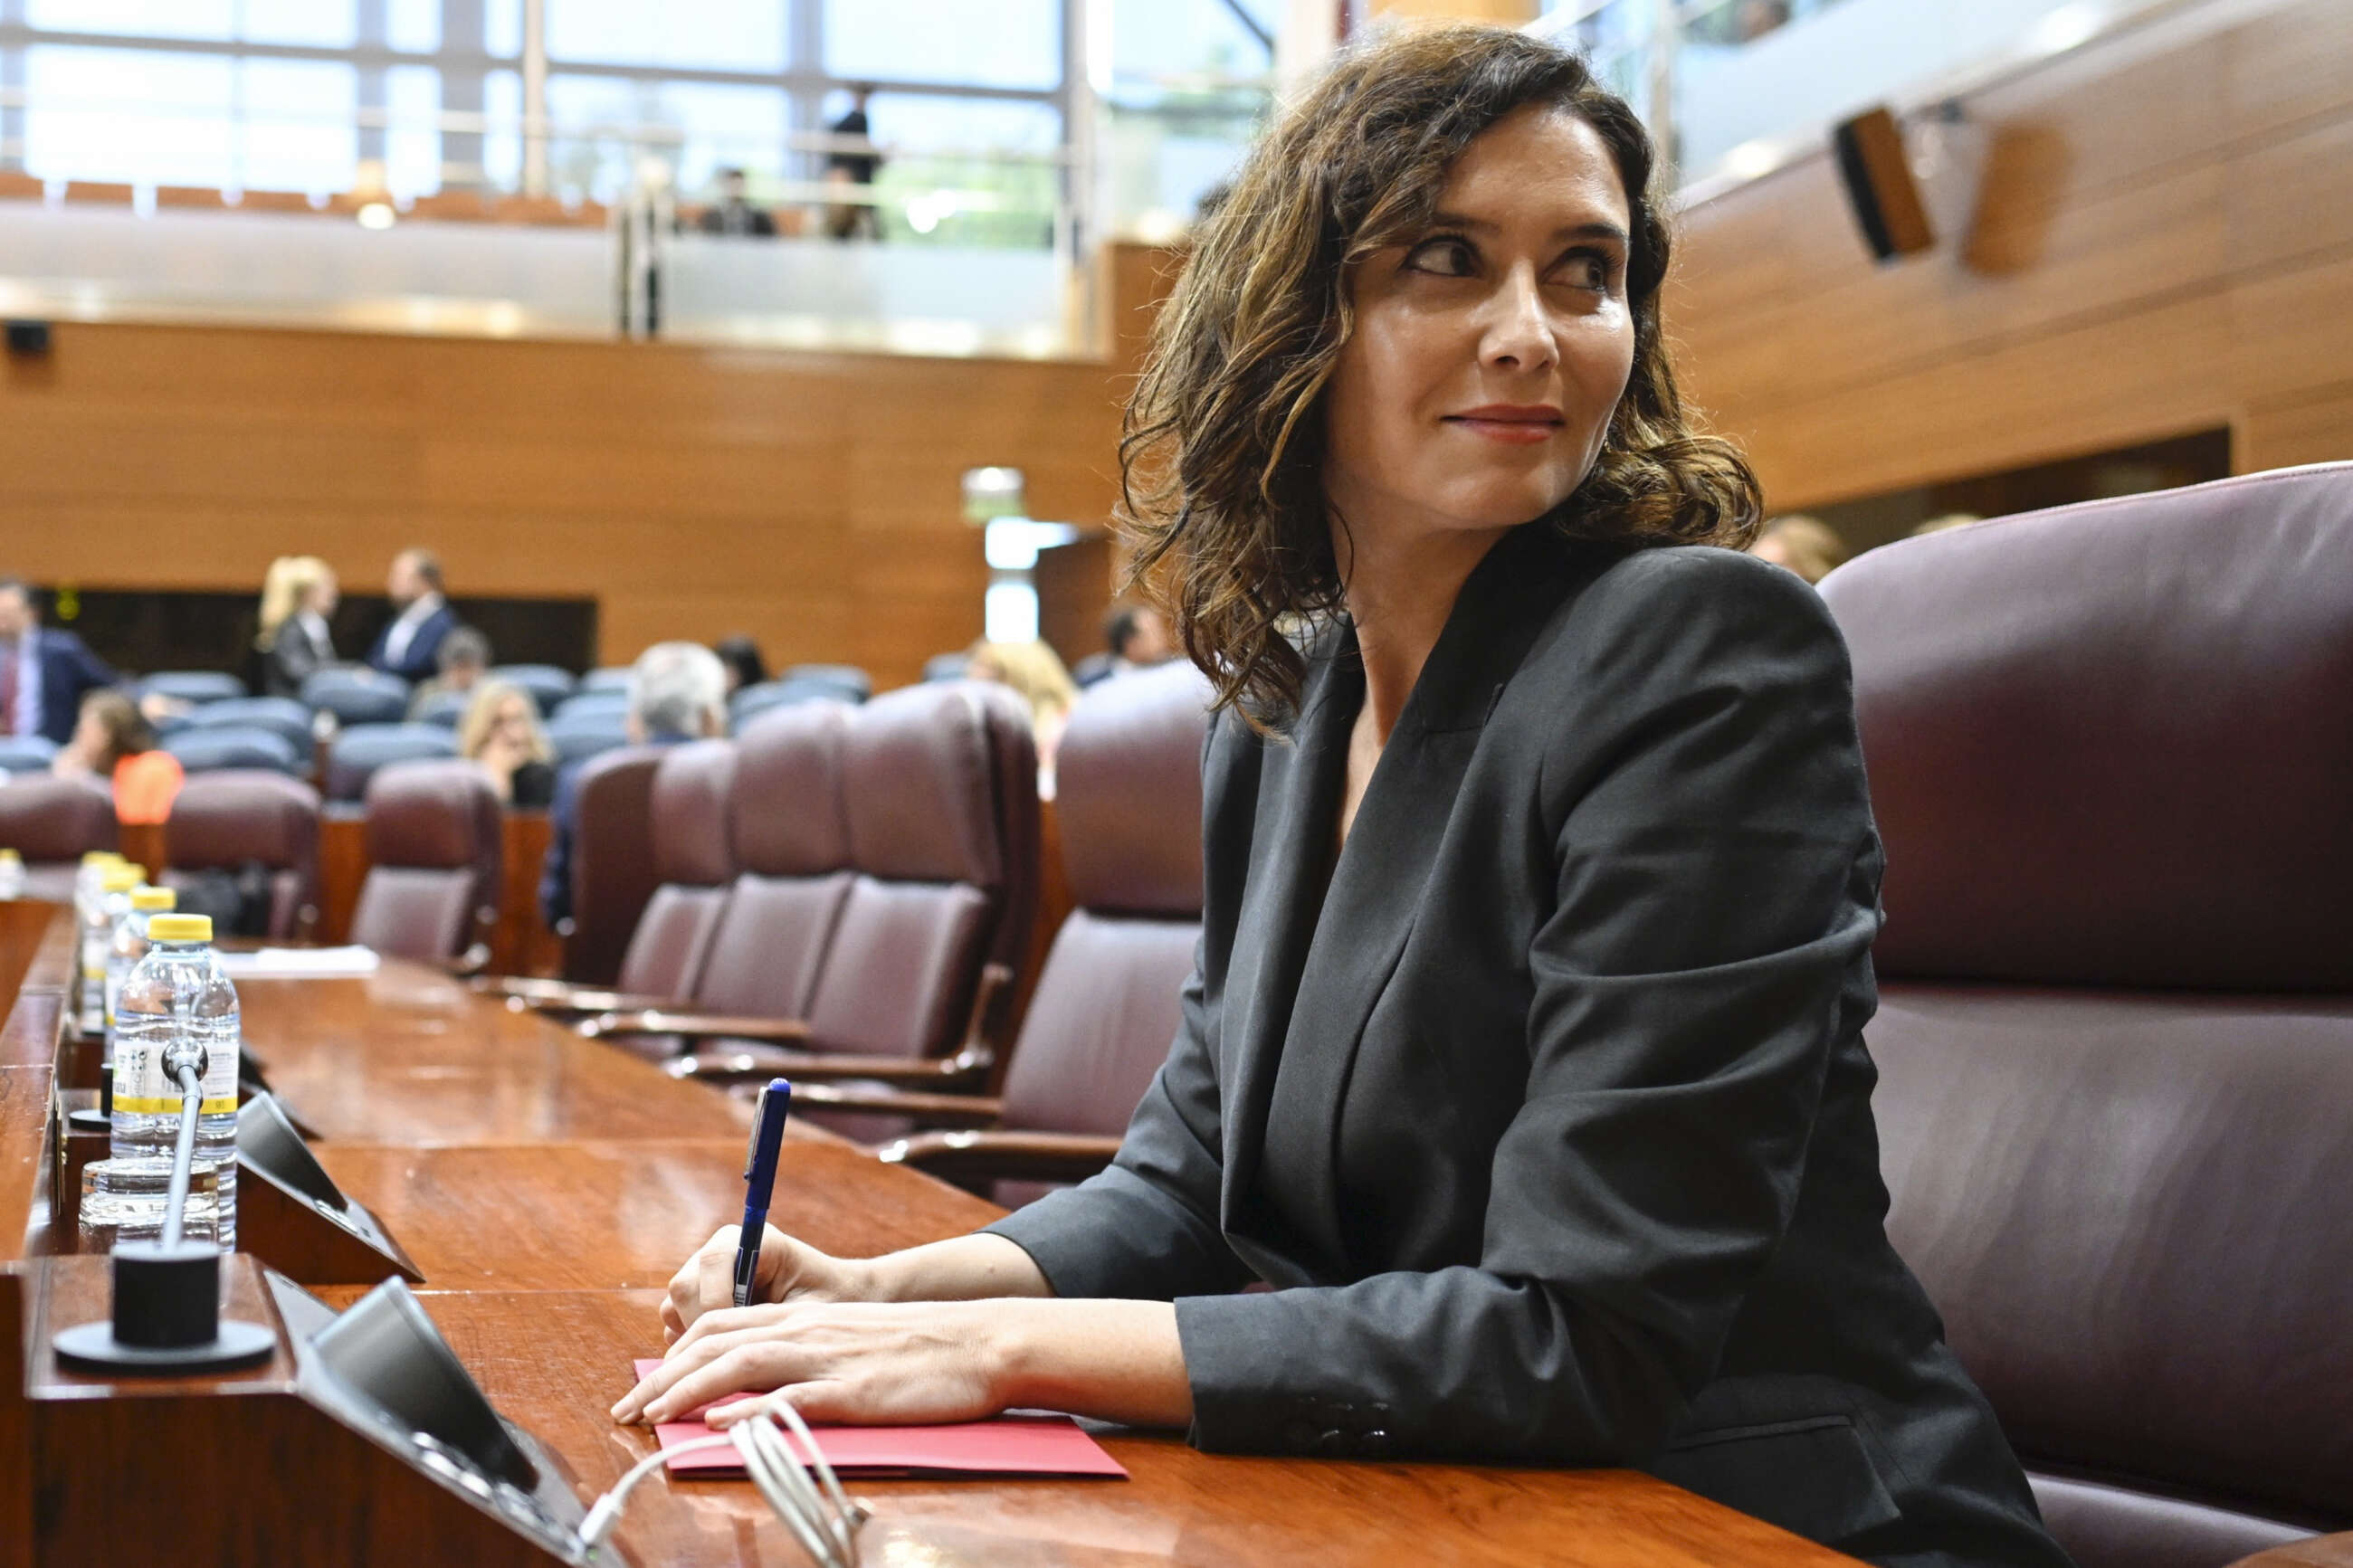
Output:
987,524,2069,1568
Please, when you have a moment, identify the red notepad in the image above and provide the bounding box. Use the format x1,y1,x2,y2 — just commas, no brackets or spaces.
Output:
632,1361,1128,1479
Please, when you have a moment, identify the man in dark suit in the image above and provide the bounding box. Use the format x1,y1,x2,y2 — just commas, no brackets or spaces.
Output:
366,548,459,683
0,577,119,746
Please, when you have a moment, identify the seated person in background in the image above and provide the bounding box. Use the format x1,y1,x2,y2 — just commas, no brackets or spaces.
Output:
367,547,458,683
1075,602,1180,687
53,689,182,825
457,679,556,809
255,555,339,698
0,577,117,747
965,637,1078,774
538,641,729,932
696,167,776,238
409,626,491,718
1746,513,1849,585
712,634,767,696
618,28,2067,1568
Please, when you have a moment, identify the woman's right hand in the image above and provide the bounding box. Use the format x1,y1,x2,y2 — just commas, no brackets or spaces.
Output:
662,1224,872,1343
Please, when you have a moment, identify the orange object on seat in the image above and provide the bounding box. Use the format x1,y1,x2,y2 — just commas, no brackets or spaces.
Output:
111,749,185,826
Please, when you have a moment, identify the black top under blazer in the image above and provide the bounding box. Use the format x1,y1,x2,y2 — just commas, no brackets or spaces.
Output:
986,524,2069,1568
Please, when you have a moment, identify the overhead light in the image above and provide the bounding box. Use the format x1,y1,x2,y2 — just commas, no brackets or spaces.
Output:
356,201,395,230
2029,4,2101,56
1723,139,1779,180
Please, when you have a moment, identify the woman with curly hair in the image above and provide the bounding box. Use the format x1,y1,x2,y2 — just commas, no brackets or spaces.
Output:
621,26,2063,1566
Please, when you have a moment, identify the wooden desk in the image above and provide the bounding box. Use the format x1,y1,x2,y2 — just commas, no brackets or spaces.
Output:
0,905,1859,1565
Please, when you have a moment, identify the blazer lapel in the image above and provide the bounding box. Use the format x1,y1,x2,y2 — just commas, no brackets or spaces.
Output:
1217,639,1359,1260
1250,524,1594,1278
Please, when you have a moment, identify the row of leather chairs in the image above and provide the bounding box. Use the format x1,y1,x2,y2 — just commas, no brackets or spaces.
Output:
0,761,504,965
500,667,1207,1183
498,681,1045,1126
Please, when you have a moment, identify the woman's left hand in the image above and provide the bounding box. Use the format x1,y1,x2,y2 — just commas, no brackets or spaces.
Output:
610,1300,1010,1429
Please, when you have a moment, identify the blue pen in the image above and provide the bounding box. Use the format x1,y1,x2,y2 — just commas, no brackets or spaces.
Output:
732,1078,793,1308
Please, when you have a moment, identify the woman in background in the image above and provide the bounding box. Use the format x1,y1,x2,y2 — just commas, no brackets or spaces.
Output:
457,679,557,808
53,689,182,825
965,638,1078,774
255,555,339,698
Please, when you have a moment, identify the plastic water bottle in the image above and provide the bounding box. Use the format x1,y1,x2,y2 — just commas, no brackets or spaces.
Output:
104,885,177,1054
86,912,241,1249
0,849,23,900
80,861,142,1034
71,851,120,1021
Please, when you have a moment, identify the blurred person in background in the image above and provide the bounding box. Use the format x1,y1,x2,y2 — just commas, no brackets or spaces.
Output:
712,634,767,696
0,577,117,746
458,679,557,809
1747,514,1850,585
966,637,1078,774
52,689,183,825
409,626,492,717
1074,603,1181,689
255,555,339,698
367,547,458,682
697,167,776,238
538,641,729,932
824,85,883,241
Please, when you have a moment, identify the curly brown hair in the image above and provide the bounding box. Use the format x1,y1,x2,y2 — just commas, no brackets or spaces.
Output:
1120,24,1762,724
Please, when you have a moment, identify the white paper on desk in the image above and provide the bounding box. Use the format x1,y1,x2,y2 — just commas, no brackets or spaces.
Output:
217,946,382,979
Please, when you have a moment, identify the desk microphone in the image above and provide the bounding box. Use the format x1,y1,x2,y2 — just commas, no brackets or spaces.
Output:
54,1042,275,1374
732,1079,793,1309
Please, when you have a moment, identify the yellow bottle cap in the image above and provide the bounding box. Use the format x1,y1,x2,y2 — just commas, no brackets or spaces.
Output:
130,888,176,912
101,866,144,892
0,849,19,863
146,914,213,943
81,851,123,867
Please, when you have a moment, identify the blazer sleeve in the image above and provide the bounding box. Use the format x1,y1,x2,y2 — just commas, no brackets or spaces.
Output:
981,722,1256,1303
1170,551,1884,1462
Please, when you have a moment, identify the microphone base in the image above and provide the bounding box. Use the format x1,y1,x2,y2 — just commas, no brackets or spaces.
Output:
53,1317,276,1375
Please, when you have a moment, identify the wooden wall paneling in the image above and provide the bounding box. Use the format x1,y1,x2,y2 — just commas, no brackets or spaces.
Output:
2237,384,2353,472
2223,0,2353,139
1668,0,2353,510
0,313,1130,690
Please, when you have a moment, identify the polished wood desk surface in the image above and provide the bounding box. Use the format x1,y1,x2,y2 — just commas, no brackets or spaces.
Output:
5,909,1857,1566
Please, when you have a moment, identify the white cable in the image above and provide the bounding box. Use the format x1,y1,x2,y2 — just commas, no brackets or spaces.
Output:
577,1400,868,1565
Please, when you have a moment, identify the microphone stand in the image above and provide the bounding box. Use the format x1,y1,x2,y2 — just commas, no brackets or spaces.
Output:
53,1041,277,1375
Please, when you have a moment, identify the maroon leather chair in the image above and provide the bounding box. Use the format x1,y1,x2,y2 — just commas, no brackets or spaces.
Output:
348,760,503,965
0,774,118,900
688,704,853,1022
1817,463,2353,1568
868,660,1213,1202
555,746,668,986
161,771,320,938
489,739,738,1014
585,681,1041,1097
